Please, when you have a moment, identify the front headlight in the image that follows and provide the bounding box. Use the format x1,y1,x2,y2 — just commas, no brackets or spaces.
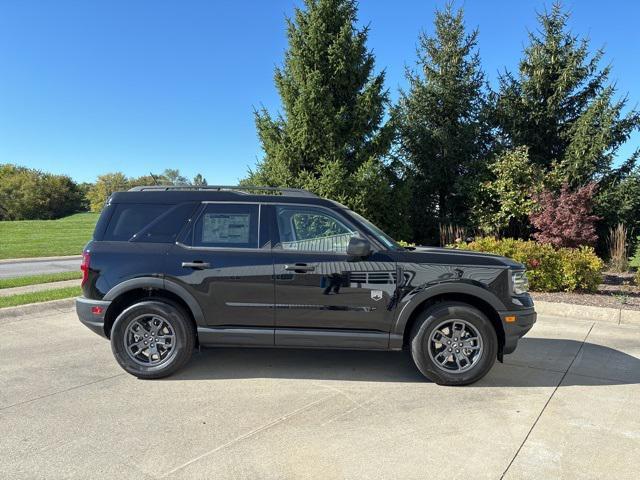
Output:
512,270,529,295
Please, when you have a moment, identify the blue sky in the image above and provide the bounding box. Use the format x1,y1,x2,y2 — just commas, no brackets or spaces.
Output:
1,0,638,184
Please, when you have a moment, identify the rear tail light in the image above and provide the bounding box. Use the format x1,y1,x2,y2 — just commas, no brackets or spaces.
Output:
81,252,90,287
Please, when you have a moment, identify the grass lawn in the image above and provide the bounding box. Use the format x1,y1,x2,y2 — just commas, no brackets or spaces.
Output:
0,271,82,289
0,286,81,308
0,213,98,259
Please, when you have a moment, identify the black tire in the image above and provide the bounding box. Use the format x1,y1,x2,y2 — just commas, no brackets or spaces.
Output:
410,302,497,386
110,300,195,379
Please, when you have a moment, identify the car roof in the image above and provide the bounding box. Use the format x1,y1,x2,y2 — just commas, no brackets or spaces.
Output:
108,186,346,209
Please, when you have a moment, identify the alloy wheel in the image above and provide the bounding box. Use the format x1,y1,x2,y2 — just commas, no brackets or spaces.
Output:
427,319,483,373
124,314,177,367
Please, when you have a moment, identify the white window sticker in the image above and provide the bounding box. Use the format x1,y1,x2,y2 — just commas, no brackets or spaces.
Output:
202,214,250,244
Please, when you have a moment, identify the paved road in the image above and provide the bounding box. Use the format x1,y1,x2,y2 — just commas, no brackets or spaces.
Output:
0,256,81,279
1,308,639,479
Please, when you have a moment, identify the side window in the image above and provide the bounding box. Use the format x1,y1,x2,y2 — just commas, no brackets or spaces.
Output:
133,202,198,243
192,203,259,249
275,206,360,253
104,204,168,241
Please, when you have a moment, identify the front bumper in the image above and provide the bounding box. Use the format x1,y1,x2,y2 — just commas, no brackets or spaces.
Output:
76,296,111,339
499,306,537,354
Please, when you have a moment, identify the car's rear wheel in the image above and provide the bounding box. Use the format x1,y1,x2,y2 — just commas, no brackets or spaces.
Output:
110,300,195,379
410,302,497,385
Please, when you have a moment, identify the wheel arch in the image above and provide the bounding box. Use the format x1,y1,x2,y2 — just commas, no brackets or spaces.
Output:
392,284,505,354
102,277,204,339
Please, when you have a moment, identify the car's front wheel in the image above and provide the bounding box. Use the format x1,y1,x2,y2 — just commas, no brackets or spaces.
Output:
110,300,195,379
410,302,497,385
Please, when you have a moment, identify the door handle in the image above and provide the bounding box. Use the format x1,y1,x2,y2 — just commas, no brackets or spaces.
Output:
284,264,315,273
181,261,211,269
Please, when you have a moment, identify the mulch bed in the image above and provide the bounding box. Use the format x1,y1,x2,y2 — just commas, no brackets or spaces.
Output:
530,271,640,311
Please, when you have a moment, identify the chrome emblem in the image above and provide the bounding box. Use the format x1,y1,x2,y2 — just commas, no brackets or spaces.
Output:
371,290,383,301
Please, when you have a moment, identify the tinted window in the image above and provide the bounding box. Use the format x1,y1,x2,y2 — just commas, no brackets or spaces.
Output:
192,204,259,248
104,204,168,241
133,202,198,243
275,206,360,253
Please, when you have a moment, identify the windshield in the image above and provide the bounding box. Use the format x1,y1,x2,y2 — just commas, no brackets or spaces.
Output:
347,210,404,251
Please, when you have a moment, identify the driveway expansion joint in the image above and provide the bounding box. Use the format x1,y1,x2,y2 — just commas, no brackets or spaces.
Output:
500,322,596,479
0,373,125,412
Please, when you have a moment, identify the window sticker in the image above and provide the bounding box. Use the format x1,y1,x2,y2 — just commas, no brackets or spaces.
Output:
202,213,250,244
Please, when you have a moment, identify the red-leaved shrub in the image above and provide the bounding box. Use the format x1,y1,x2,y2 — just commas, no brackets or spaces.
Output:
530,182,600,248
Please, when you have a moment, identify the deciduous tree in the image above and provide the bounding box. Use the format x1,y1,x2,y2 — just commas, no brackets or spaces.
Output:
530,182,600,248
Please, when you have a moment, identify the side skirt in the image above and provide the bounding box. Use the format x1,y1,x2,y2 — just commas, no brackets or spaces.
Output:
197,327,391,350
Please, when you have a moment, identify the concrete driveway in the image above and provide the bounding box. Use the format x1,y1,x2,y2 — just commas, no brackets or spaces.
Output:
1,306,639,479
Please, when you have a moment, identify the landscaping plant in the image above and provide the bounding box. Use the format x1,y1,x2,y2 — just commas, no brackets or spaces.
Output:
529,183,600,248
456,238,603,293
607,223,629,272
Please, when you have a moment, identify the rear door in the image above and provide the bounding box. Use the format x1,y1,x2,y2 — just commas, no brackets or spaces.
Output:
165,202,275,345
270,204,397,349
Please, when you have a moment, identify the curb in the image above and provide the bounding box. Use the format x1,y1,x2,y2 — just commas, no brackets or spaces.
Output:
534,300,640,326
0,298,75,319
0,255,82,265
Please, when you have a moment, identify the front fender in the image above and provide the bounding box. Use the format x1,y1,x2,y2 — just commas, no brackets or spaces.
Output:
391,280,506,341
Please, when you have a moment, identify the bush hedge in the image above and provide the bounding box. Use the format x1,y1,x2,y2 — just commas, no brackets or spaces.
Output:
455,237,603,293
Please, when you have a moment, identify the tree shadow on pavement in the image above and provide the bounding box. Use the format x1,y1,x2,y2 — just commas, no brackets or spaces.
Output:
168,337,640,387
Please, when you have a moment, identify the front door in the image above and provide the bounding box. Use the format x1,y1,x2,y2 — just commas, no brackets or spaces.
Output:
270,204,396,349
165,202,274,345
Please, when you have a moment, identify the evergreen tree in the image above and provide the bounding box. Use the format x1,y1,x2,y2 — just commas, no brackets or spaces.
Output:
395,3,488,244
246,0,408,238
493,2,640,186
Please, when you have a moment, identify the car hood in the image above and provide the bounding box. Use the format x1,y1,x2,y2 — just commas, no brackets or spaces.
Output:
397,246,524,269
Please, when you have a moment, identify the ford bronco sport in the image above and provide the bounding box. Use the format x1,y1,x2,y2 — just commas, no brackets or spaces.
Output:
76,186,536,385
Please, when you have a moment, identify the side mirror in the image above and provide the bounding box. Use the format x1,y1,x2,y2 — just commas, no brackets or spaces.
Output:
347,237,372,257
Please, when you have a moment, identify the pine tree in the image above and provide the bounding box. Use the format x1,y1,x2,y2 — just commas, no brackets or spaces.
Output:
395,3,488,244
493,2,640,186
246,0,408,238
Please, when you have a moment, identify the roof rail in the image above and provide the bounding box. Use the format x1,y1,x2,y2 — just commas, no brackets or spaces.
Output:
127,185,319,198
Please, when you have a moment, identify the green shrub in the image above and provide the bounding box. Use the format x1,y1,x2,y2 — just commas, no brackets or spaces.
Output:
559,246,604,292
456,237,603,293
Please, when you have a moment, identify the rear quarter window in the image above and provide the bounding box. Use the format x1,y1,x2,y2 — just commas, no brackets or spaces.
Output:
133,202,198,243
103,204,169,241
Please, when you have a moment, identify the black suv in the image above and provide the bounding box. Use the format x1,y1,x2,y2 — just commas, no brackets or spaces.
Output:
76,186,535,385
